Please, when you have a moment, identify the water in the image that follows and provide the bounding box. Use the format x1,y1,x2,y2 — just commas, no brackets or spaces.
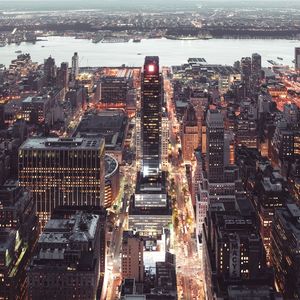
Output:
0,36,299,68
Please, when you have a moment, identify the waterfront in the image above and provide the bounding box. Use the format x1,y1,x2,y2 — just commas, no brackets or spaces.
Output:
0,36,300,67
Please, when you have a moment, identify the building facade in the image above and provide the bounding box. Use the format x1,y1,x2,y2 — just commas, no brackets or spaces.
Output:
18,137,105,224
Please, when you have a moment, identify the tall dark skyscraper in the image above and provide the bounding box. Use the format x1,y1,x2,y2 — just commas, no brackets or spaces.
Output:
141,56,162,176
241,57,252,98
206,109,224,183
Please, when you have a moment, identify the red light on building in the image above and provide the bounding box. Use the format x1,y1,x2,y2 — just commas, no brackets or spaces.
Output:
147,64,155,73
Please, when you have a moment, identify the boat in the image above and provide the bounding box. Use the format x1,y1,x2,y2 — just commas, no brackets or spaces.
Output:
137,53,142,55
133,38,141,43
15,50,22,54
41,45,45,47
277,57,283,60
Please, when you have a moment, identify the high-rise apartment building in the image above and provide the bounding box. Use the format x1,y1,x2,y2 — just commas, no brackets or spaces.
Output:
205,109,224,183
18,137,105,224
140,56,162,176
71,52,79,80
121,231,144,283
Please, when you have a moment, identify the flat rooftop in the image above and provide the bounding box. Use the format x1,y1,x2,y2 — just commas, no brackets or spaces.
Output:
20,137,104,151
73,110,128,151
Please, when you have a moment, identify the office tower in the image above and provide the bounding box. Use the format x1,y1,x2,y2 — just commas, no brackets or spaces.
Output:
295,47,300,70
121,231,144,283
251,53,262,95
19,137,105,225
205,109,224,183
141,56,162,176
99,76,128,107
271,120,300,166
129,57,171,238
27,211,102,300
44,56,56,86
271,203,300,299
71,52,79,80
57,62,69,90
181,104,199,162
241,57,252,98
0,183,38,300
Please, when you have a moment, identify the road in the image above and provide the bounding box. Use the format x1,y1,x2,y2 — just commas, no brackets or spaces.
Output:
163,68,205,300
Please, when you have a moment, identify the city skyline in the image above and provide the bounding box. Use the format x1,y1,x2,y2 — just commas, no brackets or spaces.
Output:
1,3,300,300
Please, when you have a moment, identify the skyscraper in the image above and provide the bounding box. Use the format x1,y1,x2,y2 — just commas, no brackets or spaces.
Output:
251,53,262,95
295,47,300,71
18,137,105,225
71,52,79,80
57,62,69,90
141,56,162,177
241,57,252,98
206,109,224,183
44,56,56,86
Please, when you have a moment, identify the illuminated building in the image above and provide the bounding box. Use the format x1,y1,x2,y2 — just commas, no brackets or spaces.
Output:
181,104,199,162
121,231,144,283
21,95,51,124
136,112,142,170
206,109,224,183
271,120,300,168
252,160,287,262
27,211,102,300
129,57,171,238
235,100,258,149
271,203,300,299
18,137,105,225
104,154,120,208
0,182,38,300
295,47,300,71
71,52,79,80
203,199,274,300
141,56,162,176
98,76,128,107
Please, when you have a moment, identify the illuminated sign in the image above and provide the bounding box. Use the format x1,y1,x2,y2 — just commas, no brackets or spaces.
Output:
229,234,240,278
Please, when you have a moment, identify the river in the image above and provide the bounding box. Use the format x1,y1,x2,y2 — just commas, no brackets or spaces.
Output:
0,36,299,68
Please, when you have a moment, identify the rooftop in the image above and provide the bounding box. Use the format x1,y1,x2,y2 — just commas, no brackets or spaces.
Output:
20,137,104,151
